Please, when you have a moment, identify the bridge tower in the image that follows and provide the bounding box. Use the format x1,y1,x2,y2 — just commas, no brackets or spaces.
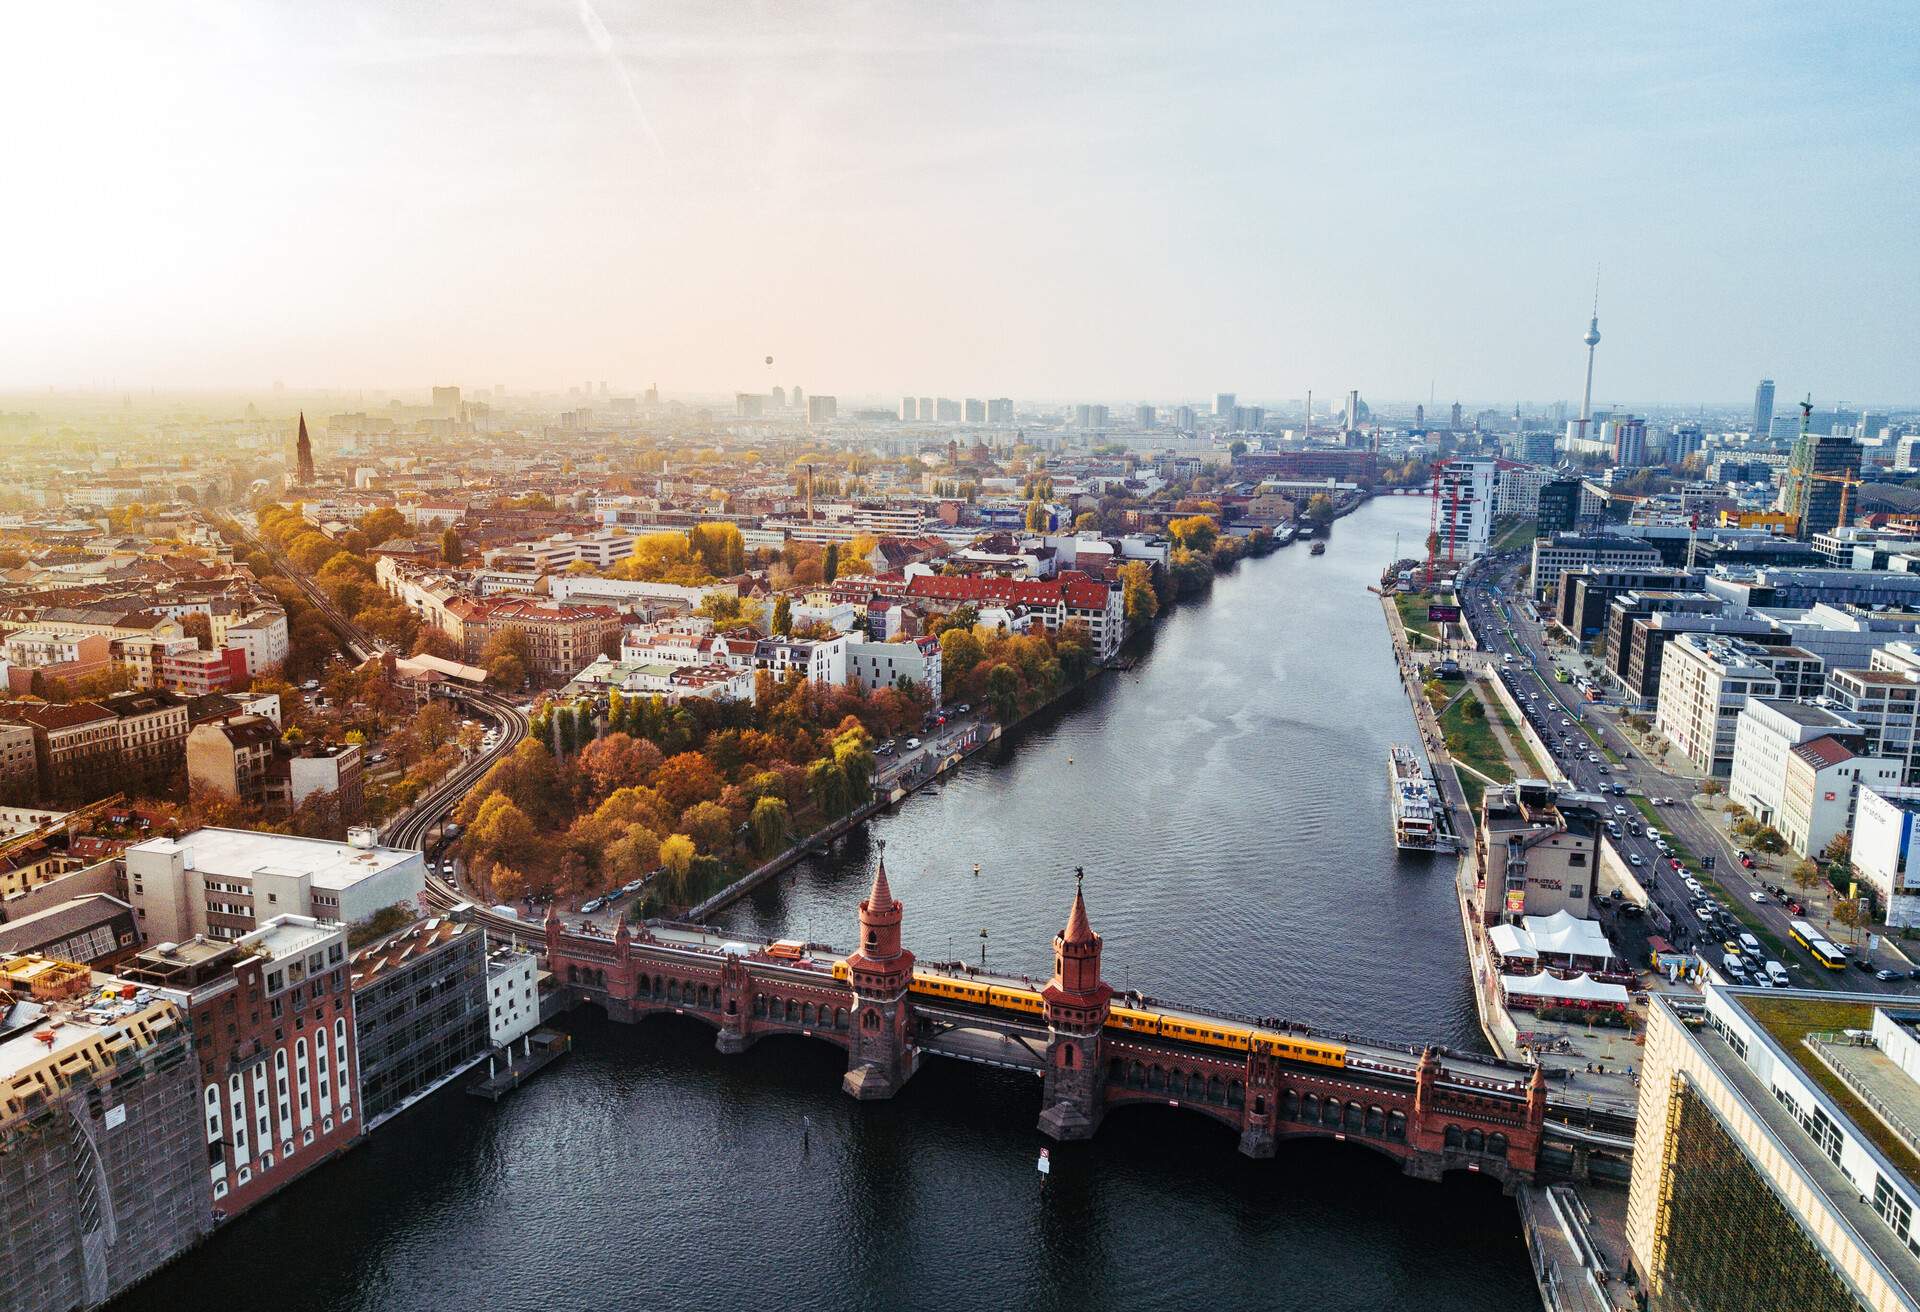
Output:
1037,873,1113,1141
841,860,916,1100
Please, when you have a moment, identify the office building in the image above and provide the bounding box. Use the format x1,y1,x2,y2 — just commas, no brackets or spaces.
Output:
1433,458,1497,562
899,396,917,421
1827,667,1920,785
807,394,837,424
1654,633,1823,776
1605,415,1648,467
1777,736,1900,859
486,944,540,1049
963,398,985,423
1554,566,1695,642
1752,378,1775,438
935,398,961,422
1852,784,1920,928
1214,392,1236,417
1529,533,1663,601
351,915,489,1127
1135,404,1155,428
1629,987,1920,1311
734,393,764,419
125,826,426,944
987,397,1013,423
1729,698,1867,832
0,967,206,1312
1784,431,1864,539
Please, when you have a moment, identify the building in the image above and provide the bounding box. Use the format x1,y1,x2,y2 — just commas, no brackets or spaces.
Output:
0,969,206,1312
1629,987,1920,1311
1474,780,1602,924
753,634,848,687
1528,533,1663,601
0,721,35,803
1784,431,1864,540
186,714,282,810
1604,415,1649,467
1433,458,1497,561
1554,566,1695,642
903,570,1126,661
156,644,249,696
1730,698,1866,831
1752,377,1775,438
120,915,359,1218
1853,784,1920,928
453,597,624,686
845,637,943,706
350,915,489,1126
807,395,838,423
125,826,426,945
1777,736,1900,859
481,530,635,574
899,397,917,421
1827,667,1920,785
485,944,540,1049
0,892,139,966
1655,633,1800,776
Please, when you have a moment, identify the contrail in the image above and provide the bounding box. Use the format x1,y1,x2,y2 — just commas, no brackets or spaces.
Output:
576,0,667,161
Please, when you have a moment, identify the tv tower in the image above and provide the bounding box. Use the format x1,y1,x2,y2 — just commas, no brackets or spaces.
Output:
1579,273,1601,428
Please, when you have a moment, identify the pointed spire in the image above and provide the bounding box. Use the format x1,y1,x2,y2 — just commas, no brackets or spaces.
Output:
1062,868,1094,945
865,858,894,912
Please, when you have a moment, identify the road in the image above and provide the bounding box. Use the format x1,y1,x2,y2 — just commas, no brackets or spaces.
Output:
1458,552,1918,998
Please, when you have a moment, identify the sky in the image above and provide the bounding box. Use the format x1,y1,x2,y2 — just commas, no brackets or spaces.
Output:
4,1,1916,405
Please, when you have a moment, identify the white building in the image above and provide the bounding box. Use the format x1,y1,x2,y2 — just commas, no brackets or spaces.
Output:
125,825,426,945
1656,633,1783,776
213,608,290,674
485,944,539,1047
1854,784,1920,927
548,573,737,610
1777,736,1900,860
753,635,848,686
1435,458,1497,560
1729,698,1865,829
846,638,943,706
482,530,635,573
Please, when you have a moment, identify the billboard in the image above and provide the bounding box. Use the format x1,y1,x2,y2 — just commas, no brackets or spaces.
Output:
1505,889,1527,916
1427,604,1462,623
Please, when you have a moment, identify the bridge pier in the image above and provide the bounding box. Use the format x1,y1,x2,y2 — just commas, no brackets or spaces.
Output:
841,861,917,1102
1236,1125,1276,1159
1036,880,1111,1143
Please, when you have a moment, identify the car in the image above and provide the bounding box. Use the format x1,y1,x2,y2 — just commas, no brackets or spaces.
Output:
623,879,645,894
1785,900,1804,915
1613,805,1628,816
1855,959,1877,974
1629,853,1644,866
581,897,605,914
1739,855,1755,869
1740,933,1762,955
1749,889,1768,904
1671,858,1684,871
1877,969,1905,982
956,704,971,715
905,737,922,750
876,740,896,756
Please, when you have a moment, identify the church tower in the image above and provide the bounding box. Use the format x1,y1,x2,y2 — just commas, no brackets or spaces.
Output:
1038,870,1112,1141
841,858,916,1100
294,411,315,486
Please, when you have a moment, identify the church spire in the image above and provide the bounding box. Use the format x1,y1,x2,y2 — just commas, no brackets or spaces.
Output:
295,410,315,485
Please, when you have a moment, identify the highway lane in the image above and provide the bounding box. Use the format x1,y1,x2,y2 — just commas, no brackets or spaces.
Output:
1459,553,1919,997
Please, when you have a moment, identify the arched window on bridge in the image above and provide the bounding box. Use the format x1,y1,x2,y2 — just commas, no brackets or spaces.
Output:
1282,1090,1300,1121
1465,1129,1486,1154
654,975,664,997
667,980,680,1003
1208,1076,1224,1106
1387,1110,1407,1141
1061,1045,1076,1070
1444,1125,1464,1150
1488,1132,1508,1158
786,1000,798,1023
1227,1080,1244,1111
727,999,737,1016
1127,1060,1145,1089
834,1008,846,1030
1302,1093,1319,1122
1320,1098,1340,1127
862,1009,879,1031
1109,1058,1125,1085
1147,1065,1165,1093
698,985,710,1009
1366,1105,1385,1136
803,1003,815,1027
1344,1101,1364,1131
567,965,578,984
1186,1071,1203,1100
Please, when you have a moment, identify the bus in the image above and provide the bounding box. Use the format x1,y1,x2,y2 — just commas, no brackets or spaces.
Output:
1554,668,1571,684
1789,919,1849,970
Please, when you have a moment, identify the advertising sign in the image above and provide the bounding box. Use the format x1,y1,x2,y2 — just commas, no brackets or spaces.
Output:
1505,889,1527,915
1428,604,1462,624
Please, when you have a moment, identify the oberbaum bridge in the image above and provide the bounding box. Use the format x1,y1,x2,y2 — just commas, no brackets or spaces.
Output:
541,865,1633,1188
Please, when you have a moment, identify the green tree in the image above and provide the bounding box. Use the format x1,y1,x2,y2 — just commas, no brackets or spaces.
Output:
985,662,1020,723
1789,859,1821,894
480,628,531,688
939,627,983,684
750,795,790,855
772,596,793,636
441,527,464,565
1304,492,1335,525
823,542,840,583
1025,498,1049,533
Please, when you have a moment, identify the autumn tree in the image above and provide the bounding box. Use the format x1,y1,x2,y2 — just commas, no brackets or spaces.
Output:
577,732,663,796
181,612,214,651
772,596,793,636
985,662,1021,723
480,627,531,688
1117,561,1158,628
1168,515,1218,554
441,528,464,565
750,795,790,854
823,542,840,583
358,507,407,547
653,751,723,811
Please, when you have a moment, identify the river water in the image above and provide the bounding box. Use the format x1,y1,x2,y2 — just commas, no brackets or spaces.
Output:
112,497,1535,1312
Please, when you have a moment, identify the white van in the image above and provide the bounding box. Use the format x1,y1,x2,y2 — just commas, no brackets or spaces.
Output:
1721,952,1747,981
1740,932,1762,955
1764,960,1790,987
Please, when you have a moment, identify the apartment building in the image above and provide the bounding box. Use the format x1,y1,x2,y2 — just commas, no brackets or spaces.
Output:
903,569,1125,660
1729,698,1866,829
753,634,849,687
126,826,426,944
481,529,635,573
1827,667,1920,785
1655,634,1822,776
845,637,944,706
120,916,359,1218
1777,736,1900,860
1528,533,1663,601
486,944,540,1049
0,721,36,803
451,597,624,685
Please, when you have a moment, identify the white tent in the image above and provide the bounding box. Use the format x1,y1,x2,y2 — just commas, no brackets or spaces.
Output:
1499,972,1630,1008
1521,910,1612,962
1488,923,1538,960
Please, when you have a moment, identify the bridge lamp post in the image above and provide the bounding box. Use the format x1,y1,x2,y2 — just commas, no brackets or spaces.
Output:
979,928,988,967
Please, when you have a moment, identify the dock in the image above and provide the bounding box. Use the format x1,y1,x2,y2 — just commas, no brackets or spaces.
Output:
468,1029,572,1101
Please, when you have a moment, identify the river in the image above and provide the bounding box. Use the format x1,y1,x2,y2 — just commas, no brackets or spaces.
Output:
111,497,1535,1312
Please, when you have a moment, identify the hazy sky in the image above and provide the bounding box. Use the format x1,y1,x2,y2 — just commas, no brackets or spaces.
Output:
6,2,1916,404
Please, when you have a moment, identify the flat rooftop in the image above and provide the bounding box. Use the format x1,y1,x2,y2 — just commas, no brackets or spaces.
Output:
1755,697,1860,729
131,827,418,891
246,918,338,962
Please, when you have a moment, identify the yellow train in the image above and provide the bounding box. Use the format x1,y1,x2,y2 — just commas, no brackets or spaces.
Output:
888,969,1346,1069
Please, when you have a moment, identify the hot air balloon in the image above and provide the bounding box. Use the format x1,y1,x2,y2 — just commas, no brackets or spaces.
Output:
765,355,774,367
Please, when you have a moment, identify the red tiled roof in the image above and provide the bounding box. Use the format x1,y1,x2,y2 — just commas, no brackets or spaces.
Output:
1791,736,1857,770
906,570,1112,612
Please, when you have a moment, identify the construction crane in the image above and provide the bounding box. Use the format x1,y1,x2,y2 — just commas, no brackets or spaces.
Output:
1810,468,1866,531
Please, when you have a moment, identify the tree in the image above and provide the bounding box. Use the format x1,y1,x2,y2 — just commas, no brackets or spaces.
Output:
1790,859,1821,893
480,627,532,688
659,832,696,884
441,527,464,565
358,508,407,547
1823,833,1853,867
1832,897,1864,936
772,596,793,636
1229,440,1248,457
654,751,723,811
577,732,662,795
181,612,214,651
823,541,840,583
1025,498,1048,533
985,662,1021,723
1167,515,1218,554
750,795,790,855
939,627,984,684
1303,493,1335,526
680,800,735,854
467,794,539,871
1117,560,1158,628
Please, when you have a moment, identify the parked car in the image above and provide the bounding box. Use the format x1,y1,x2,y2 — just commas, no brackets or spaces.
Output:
1855,959,1877,974
1765,961,1790,987
1786,900,1804,915
905,737,922,750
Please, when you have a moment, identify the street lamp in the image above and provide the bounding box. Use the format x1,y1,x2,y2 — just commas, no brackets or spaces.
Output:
979,928,988,967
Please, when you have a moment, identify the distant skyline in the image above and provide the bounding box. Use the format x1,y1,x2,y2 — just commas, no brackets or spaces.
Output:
6,2,1917,401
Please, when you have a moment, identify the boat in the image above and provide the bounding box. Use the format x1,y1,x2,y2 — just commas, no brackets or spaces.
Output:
1309,541,1327,556
1388,745,1452,851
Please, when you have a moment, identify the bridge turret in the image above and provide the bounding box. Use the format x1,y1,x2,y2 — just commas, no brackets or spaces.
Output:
840,858,916,1101
1038,872,1113,1143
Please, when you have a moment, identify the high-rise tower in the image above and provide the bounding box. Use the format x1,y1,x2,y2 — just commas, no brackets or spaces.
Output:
1753,378,1776,439
294,411,314,485
1579,283,1602,428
